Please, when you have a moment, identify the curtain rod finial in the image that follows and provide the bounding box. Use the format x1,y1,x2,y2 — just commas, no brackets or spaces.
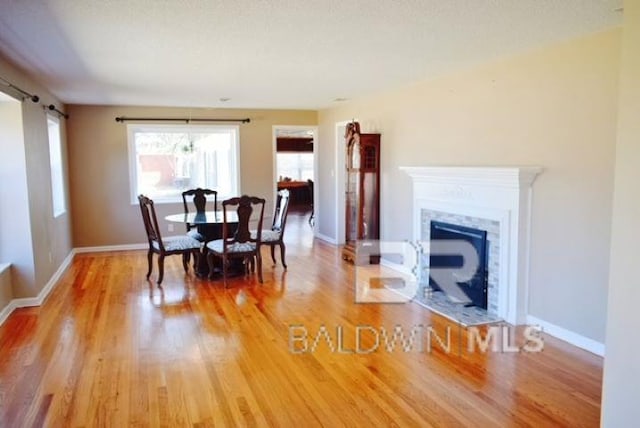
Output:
47,104,69,119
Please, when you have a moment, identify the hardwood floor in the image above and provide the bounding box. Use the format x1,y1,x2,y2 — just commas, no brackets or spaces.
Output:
0,213,603,426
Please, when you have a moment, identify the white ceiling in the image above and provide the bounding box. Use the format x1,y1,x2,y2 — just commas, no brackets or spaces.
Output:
0,0,623,110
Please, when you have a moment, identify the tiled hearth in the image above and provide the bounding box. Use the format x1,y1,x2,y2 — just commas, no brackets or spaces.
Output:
414,289,503,326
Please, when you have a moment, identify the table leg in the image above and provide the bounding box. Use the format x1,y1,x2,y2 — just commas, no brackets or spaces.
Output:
195,223,246,280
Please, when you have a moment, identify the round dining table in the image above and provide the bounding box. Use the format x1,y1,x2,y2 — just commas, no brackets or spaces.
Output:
165,210,238,231
165,210,240,278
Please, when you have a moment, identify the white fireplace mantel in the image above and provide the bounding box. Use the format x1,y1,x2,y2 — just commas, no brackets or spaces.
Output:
400,166,543,324
400,166,542,188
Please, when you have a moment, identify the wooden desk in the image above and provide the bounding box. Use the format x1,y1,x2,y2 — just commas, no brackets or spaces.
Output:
277,180,308,189
277,181,310,205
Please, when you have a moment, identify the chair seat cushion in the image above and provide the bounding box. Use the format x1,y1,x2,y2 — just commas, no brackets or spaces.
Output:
187,229,205,242
152,235,202,252
250,229,281,242
207,239,256,254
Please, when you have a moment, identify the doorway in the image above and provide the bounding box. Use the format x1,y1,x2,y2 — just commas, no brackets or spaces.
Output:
272,126,318,233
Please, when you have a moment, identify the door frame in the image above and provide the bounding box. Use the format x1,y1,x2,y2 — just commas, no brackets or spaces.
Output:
271,125,318,230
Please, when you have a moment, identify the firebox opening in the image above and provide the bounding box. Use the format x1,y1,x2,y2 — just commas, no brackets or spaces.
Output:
428,221,489,310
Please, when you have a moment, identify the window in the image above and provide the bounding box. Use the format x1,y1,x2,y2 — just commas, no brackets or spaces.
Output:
47,115,66,217
128,124,240,203
276,152,314,181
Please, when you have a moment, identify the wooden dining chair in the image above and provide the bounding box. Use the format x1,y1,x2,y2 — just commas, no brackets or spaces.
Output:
181,188,218,241
252,189,291,269
138,195,202,285
206,195,266,285
307,179,314,226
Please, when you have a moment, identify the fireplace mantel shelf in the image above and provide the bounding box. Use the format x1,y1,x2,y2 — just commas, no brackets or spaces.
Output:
399,166,543,188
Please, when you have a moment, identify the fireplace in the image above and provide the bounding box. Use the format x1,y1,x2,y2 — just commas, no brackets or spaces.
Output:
422,209,500,315
429,221,489,309
401,166,542,324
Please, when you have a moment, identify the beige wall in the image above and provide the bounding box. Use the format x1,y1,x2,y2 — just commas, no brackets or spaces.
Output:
602,1,640,425
317,29,621,343
0,54,73,300
0,265,11,314
66,105,316,247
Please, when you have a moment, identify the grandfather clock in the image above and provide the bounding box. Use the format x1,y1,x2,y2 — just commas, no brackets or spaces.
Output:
342,122,381,264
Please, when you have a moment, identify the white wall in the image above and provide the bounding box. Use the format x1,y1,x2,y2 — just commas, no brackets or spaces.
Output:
318,29,620,344
0,99,36,298
602,0,640,425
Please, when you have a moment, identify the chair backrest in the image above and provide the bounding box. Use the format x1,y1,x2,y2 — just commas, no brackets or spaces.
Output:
272,189,291,235
182,188,218,214
138,194,164,251
307,179,314,201
222,195,266,250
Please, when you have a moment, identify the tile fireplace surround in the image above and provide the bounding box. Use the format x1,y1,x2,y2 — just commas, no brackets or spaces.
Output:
400,166,543,325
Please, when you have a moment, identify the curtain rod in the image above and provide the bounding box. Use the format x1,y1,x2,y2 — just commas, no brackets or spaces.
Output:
47,104,69,119
2,76,69,119
0,76,40,103
115,116,251,124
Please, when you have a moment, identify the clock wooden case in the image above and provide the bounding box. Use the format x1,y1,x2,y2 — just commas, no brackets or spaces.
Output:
342,122,381,264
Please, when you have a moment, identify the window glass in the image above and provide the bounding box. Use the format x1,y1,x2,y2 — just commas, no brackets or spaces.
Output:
277,152,313,181
128,125,239,203
47,115,66,217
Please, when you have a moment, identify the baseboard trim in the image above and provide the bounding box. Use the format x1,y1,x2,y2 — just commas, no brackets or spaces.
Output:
0,250,75,326
74,243,147,253
0,242,179,325
0,263,12,325
526,315,605,357
315,233,338,245
13,250,76,309
0,242,177,325
0,300,17,326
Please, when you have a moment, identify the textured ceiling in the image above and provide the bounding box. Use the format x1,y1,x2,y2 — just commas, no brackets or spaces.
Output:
0,0,623,109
